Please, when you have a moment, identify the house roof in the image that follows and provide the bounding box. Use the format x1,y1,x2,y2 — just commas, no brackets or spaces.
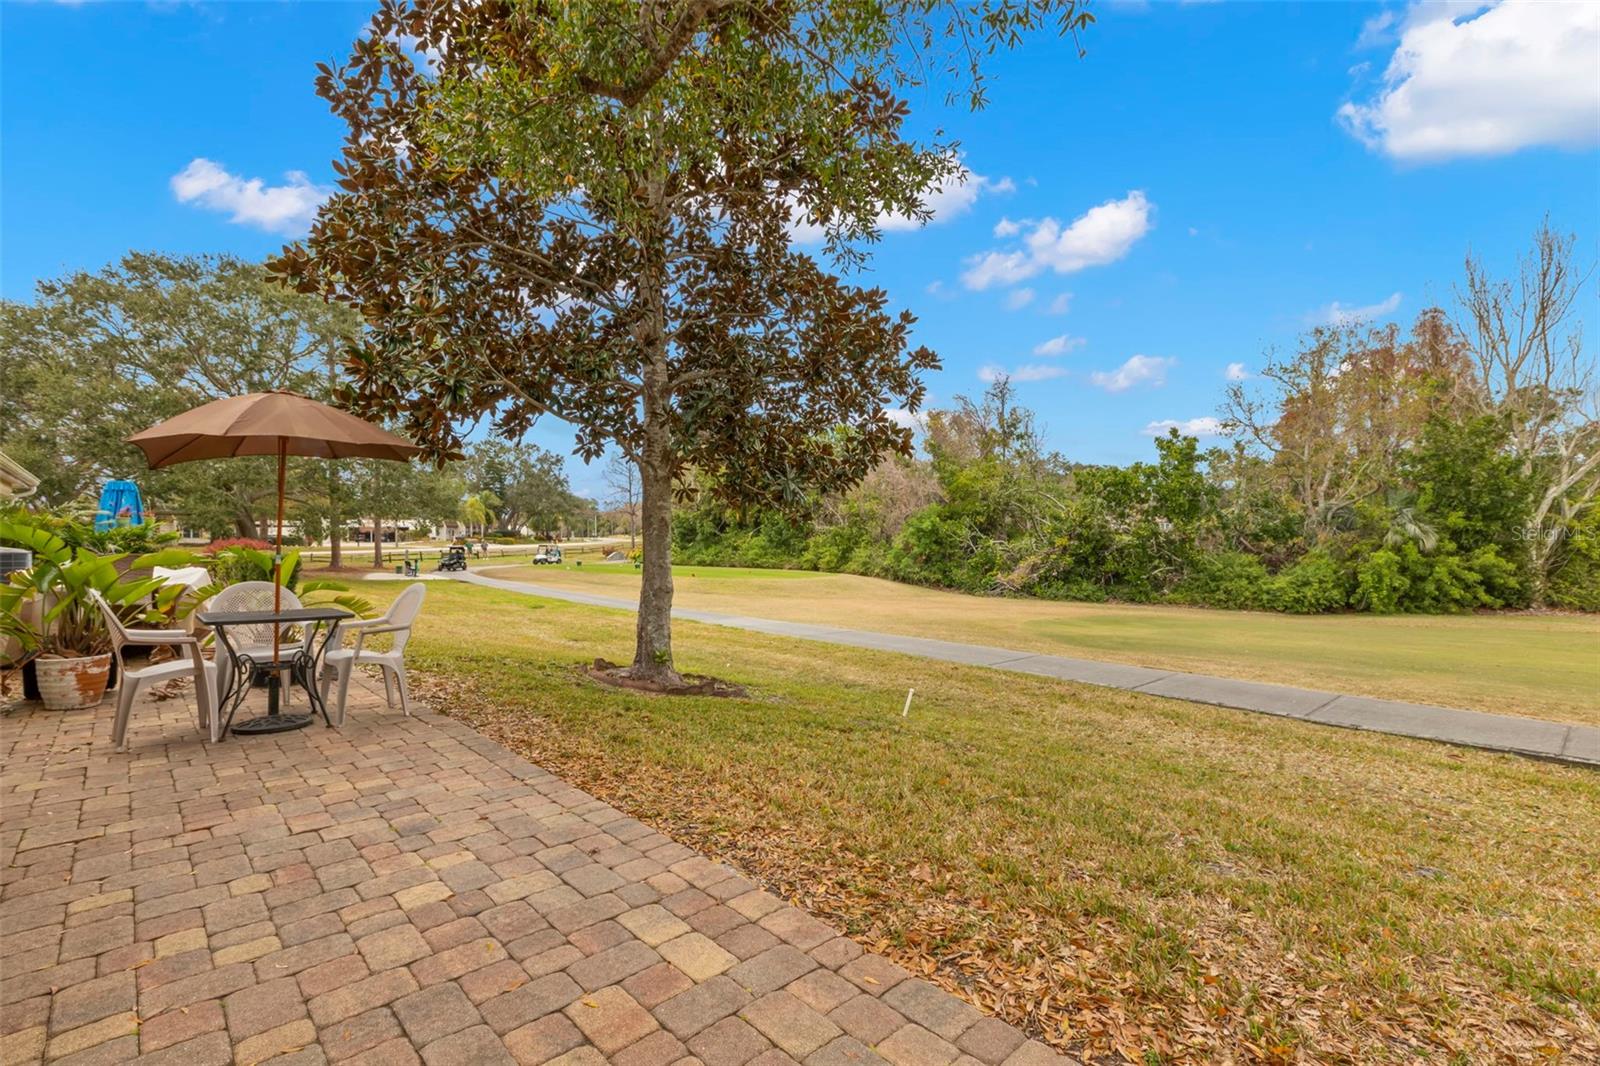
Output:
0,450,40,499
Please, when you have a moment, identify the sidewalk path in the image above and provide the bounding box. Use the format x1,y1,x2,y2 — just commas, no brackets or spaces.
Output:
457,571,1600,769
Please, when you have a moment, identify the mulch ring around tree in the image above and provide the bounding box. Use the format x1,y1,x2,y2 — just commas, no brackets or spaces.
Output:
583,658,749,698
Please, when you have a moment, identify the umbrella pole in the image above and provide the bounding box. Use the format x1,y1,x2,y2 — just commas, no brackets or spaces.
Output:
271,441,286,713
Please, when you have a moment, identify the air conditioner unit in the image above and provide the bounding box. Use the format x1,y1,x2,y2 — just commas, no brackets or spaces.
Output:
0,548,33,580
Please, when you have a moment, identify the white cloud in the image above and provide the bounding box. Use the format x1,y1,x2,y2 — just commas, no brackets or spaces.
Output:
786,204,828,244
1004,287,1036,311
1032,334,1085,357
961,191,1153,290
885,407,929,432
1339,1,1600,161
1225,362,1250,382
1355,8,1399,50
978,363,1067,384
171,158,329,235
878,168,983,232
1317,291,1402,325
1089,354,1174,393
1143,416,1226,438
385,31,446,75
1046,293,1073,315
791,164,1012,243
962,250,1033,290
993,216,1023,238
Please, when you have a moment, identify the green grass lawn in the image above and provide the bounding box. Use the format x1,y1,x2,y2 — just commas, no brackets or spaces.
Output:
302,542,620,576
484,561,1600,726
370,580,1600,1062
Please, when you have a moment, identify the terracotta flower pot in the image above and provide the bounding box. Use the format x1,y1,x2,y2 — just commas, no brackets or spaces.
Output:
35,654,112,710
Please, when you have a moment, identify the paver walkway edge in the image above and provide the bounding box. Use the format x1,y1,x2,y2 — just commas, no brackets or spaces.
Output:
2,677,1074,1064
451,570,1600,769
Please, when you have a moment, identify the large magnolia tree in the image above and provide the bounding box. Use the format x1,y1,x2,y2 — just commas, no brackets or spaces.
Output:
274,0,1088,682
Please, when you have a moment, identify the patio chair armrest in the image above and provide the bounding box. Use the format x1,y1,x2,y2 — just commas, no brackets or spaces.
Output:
336,617,390,630
355,624,409,636
121,629,200,647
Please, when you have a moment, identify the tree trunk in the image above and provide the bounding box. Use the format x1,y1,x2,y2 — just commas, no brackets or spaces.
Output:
629,192,679,683
632,384,677,681
372,518,383,568
328,462,344,569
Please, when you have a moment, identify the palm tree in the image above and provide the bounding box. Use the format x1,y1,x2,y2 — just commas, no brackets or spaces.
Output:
1382,492,1439,553
460,493,489,539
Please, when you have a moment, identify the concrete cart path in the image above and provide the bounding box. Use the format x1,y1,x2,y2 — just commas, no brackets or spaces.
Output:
455,570,1600,769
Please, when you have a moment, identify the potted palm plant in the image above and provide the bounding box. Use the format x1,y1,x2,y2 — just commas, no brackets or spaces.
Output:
0,517,172,710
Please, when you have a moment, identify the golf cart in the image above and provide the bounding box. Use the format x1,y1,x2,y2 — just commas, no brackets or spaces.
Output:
438,544,468,572
532,544,563,565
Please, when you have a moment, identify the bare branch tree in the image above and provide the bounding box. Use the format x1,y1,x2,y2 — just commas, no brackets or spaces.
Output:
603,454,641,551
1457,220,1599,597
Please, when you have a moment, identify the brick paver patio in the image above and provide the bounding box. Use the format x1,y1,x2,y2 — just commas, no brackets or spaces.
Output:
2,673,1066,1065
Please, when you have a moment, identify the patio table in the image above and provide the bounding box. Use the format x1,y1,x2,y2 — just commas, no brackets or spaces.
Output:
196,606,350,738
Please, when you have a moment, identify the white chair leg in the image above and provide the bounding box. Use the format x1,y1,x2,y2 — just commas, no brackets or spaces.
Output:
113,676,142,751
204,668,221,744
393,664,412,716
186,645,214,742
381,666,395,708
334,660,355,727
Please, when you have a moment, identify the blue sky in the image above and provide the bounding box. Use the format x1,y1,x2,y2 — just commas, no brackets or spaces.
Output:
4,1,1597,498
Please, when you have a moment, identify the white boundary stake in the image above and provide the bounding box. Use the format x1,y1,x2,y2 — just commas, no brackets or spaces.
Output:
901,688,915,717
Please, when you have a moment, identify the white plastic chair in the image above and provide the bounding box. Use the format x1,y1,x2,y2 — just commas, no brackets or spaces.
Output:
91,590,219,749
320,583,425,724
153,565,212,634
205,581,309,708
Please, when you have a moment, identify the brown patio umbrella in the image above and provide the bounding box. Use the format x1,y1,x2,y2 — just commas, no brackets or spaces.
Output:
127,392,423,726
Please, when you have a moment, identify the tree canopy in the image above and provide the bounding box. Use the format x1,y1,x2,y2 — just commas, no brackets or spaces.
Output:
676,225,1599,613
272,0,1089,682
0,252,360,536
0,251,585,555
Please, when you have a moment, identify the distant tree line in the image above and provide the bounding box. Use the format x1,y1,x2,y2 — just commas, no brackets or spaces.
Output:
0,253,593,564
675,225,1599,613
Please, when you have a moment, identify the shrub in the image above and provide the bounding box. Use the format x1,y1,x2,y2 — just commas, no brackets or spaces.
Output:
801,521,873,573
887,505,995,592
205,537,272,554
88,521,180,555
1030,576,1111,603
1355,549,1408,613
210,546,302,592
1464,545,1524,607
1170,551,1270,609
1547,507,1600,611
1268,550,1348,613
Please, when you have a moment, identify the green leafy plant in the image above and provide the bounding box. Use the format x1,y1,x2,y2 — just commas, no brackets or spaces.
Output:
0,516,174,659
176,547,375,625
208,546,303,590
1268,551,1349,614
1355,549,1409,613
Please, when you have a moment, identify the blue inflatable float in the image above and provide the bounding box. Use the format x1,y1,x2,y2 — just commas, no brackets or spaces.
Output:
94,479,145,532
